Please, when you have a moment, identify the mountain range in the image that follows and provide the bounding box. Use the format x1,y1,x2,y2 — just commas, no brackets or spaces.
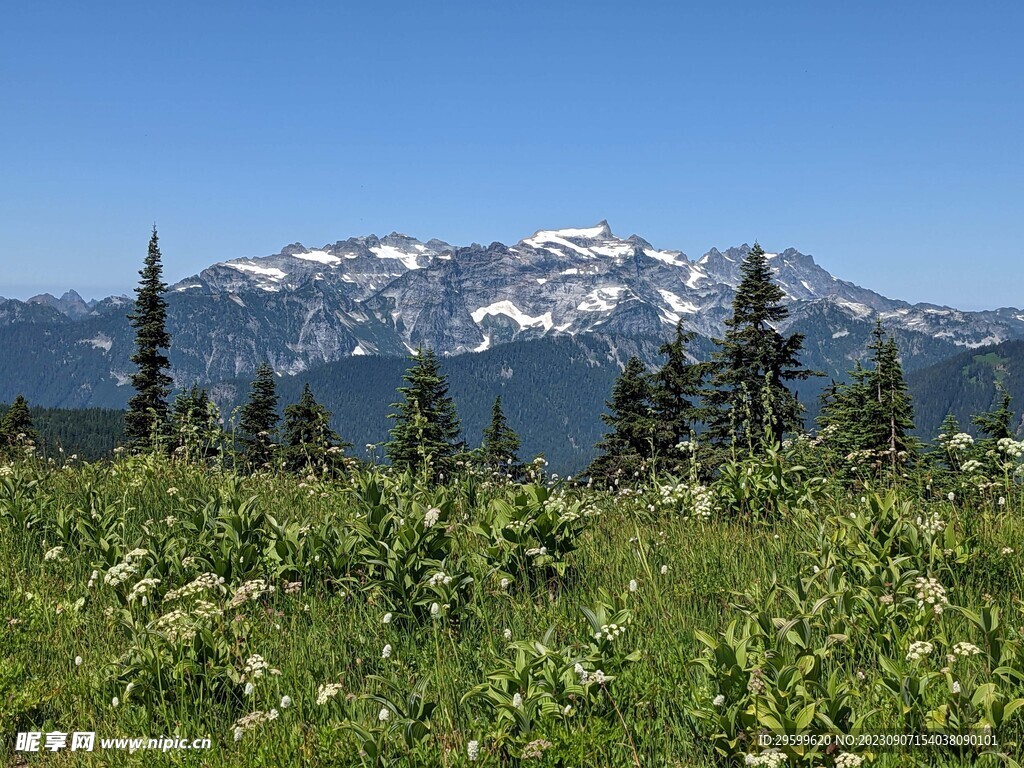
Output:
2,221,1021,469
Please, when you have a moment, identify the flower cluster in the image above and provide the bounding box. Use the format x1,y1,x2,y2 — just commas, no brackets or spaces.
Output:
914,576,948,616
914,509,946,536
43,545,66,562
104,560,140,587
744,748,788,767
316,682,344,705
229,578,275,609
232,709,278,740
595,623,626,643
906,640,935,662
942,432,975,451
997,438,1024,459
951,641,982,658
164,573,226,603
427,571,452,587
242,654,280,680
423,507,441,528
127,578,161,605
835,753,864,768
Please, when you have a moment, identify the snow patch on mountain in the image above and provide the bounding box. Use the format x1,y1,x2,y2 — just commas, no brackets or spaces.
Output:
578,287,626,312
293,250,342,265
471,301,554,331
658,289,698,315
230,263,287,280
370,245,422,270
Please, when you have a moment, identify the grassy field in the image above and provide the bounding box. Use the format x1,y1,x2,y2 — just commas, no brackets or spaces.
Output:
2,450,1024,766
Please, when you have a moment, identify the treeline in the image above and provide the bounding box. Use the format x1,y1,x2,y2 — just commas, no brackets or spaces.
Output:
8,230,1019,484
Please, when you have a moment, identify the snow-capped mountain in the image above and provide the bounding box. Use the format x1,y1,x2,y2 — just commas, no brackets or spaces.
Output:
2,221,1023,408
163,220,1024,355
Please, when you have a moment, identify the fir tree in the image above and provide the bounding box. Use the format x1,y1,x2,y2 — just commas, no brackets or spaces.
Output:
866,323,916,472
707,243,820,453
282,384,346,471
125,227,173,450
386,347,462,482
817,322,915,474
972,382,1014,441
586,356,656,485
649,321,708,471
1,394,39,450
238,362,280,469
480,395,523,478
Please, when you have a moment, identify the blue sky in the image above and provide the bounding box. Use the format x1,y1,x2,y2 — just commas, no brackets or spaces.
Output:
1,1,1020,309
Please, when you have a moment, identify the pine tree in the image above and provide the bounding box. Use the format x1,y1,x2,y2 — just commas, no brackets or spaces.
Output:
586,356,656,485
238,362,280,469
1,394,39,450
649,321,708,471
386,347,463,482
707,243,820,453
125,227,173,450
480,395,523,478
282,384,346,471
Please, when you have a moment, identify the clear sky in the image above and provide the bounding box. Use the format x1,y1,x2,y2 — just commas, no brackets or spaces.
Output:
1,1,1020,310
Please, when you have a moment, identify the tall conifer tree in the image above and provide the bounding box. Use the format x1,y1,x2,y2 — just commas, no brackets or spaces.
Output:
1,394,38,449
707,243,819,452
386,347,462,482
125,228,172,450
649,321,707,470
238,362,280,469
586,356,656,484
283,384,345,471
481,395,523,478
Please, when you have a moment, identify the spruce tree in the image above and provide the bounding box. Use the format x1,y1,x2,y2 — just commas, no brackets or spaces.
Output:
481,395,523,478
817,322,915,474
283,384,346,472
1,394,39,450
649,321,708,471
707,243,820,453
125,227,173,450
386,347,463,482
866,323,916,471
972,382,1014,441
238,362,280,469
586,356,656,485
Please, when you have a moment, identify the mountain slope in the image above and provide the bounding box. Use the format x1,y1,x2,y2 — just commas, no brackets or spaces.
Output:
1,222,1022,410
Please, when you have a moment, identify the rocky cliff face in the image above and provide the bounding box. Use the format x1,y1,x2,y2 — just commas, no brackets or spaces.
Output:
2,221,1023,407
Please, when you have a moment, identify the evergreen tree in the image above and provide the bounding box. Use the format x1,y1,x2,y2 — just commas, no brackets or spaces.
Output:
972,382,1014,441
480,395,523,478
282,384,347,471
866,323,917,472
586,356,656,485
649,321,708,471
238,362,280,469
170,385,222,461
817,322,915,474
125,228,172,450
707,243,820,453
1,394,39,450
386,347,462,482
